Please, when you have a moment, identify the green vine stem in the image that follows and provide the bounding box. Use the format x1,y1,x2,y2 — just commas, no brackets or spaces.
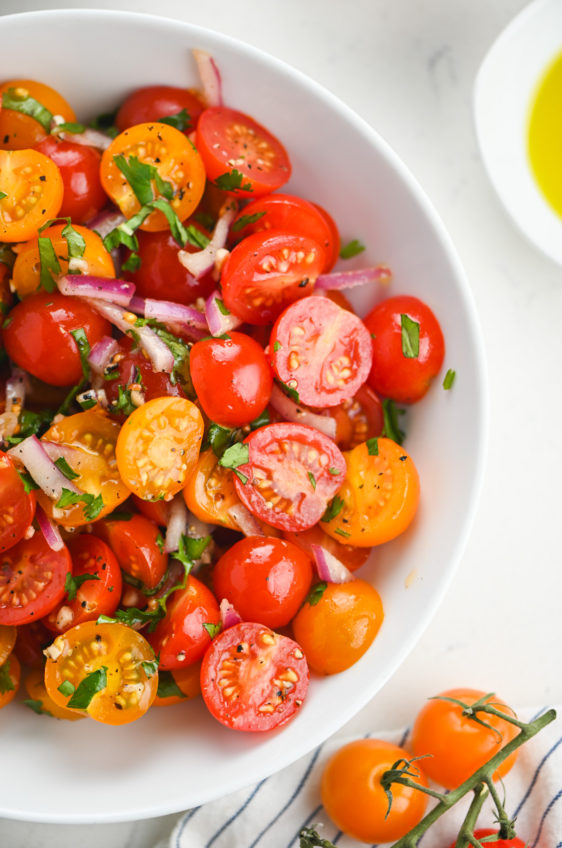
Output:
484,777,516,839
455,782,489,848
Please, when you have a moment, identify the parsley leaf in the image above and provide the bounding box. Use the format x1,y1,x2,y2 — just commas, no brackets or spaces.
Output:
54,457,80,480
339,239,365,259
0,191,7,201
64,571,100,602
66,666,108,710
276,379,300,403
0,659,15,694
121,251,141,272
366,437,379,456
381,398,406,444
141,657,159,679
308,471,316,489
203,422,235,458
62,221,86,260
157,670,185,699
443,368,456,390
249,409,270,430
321,495,345,523
273,341,282,352
54,121,86,134
158,108,191,131
213,169,253,193
203,622,222,639
2,87,52,131
328,467,341,476
55,487,104,521
110,384,137,416
231,211,266,232
113,154,173,205
306,582,328,606
184,224,210,249
155,532,165,555
401,314,420,358
219,442,249,484
172,534,211,568
57,680,76,697
5,408,54,446
17,469,38,493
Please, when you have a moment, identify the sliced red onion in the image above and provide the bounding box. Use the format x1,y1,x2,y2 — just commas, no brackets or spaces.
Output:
227,504,265,537
35,503,65,552
88,336,120,376
178,201,237,279
220,598,242,630
88,207,127,239
128,296,207,341
315,265,392,291
8,436,81,501
42,440,86,469
128,296,147,315
185,510,214,539
269,383,336,440
164,495,188,554
310,544,354,584
51,117,113,150
57,275,135,306
5,367,27,410
193,49,223,107
205,290,242,336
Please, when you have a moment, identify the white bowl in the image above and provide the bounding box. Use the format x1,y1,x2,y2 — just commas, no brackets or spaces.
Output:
0,9,487,823
474,0,562,264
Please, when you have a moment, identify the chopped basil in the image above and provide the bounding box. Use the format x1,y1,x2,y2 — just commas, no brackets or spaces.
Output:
184,224,210,249
64,571,100,602
66,666,107,710
57,680,76,697
121,251,141,272
334,528,351,538
0,191,7,201
203,622,222,639
443,368,456,390
401,313,420,359
24,698,52,716
194,211,216,231
277,379,300,404
54,121,86,134
69,328,91,379
0,658,15,694
38,236,61,293
113,154,173,205
54,457,79,481
249,409,270,430
155,532,165,555
381,398,406,445
306,581,328,606
17,469,38,493
215,297,230,316
339,239,365,259
150,197,189,245
308,471,316,490
157,670,184,699
5,407,54,445
158,108,191,131
110,384,137,416
366,437,379,456
141,658,159,679
328,467,341,476
321,495,344,523
202,421,235,458
231,210,266,232
2,87,53,131
219,442,249,485
273,341,282,352
172,534,211,568
213,169,253,193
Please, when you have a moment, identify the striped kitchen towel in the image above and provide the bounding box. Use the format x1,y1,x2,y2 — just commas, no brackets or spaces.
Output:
157,706,561,848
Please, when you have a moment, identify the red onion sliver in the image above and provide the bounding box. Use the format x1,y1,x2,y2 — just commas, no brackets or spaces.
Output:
164,495,188,554
193,48,223,107
88,207,127,239
51,120,113,151
144,299,207,330
8,436,81,501
315,265,392,291
269,383,337,440
178,201,237,279
220,598,242,630
35,503,65,552
227,504,265,537
310,543,354,584
205,290,242,336
57,275,135,306
185,510,214,539
88,336,120,376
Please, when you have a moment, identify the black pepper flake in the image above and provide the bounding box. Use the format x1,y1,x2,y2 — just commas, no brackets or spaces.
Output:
399,456,407,461
3,135,8,144
95,634,102,642
39,175,46,182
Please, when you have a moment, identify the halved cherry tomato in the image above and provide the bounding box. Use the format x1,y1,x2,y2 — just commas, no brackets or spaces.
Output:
44,535,123,633
0,451,36,553
116,397,204,501
270,296,373,407
104,337,185,415
12,223,115,299
364,295,445,403
221,232,324,325
200,621,309,732
3,292,111,386
322,438,420,547
196,107,291,196
116,85,205,133
321,739,428,842
233,422,346,532
153,662,202,707
24,666,85,720
292,579,383,674
132,495,170,527
0,625,16,666
38,409,130,527
34,136,106,223
183,448,240,529
0,79,76,150
0,654,20,709
44,620,158,725
447,830,525,848
213,537,313,629
96,514,166,590
312,202,341,271
100,122,206,231
0,533,71,626
411,688,519,789
13,621,51,669
322,384,384,451
148,575,220,670
0,149,63,242
283,524,371,572
190,332,273,428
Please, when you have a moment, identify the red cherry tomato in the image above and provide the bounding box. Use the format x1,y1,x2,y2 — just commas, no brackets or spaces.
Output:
213,537,313,629
34,136,107,224
196,107,291,196
200,621,309,731
189,331,273,428
270,296,373,407
364,295,445,403
0,452,36,553
447,830,525,848
0,533,71,626
283,524,371,572
233,422,346,532
115,85,204,133
311,202,341,271
104,337,185,414
13,620,51,668
221,231,325,325
132,495,170,527
3,292,111,387
96,514,167,590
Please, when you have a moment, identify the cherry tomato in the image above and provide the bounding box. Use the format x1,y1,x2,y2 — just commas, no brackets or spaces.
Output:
104,337,186,414
321,739,428,842
0,532,71,626
364,295,445,403
231,194,336,272
270,296,373,407
0,624,16,666
44,621,158,725
44,535,122,633
100,122,206,231
322,438,420,547
12,223,115,299
200,621,309,731
221,231,324,325
116,85,204,133
24,666,85,720
283,524,371,572
3,292,111,386
132,495,170,527
233,422,346,532
96,514,167,590
0,149,63,242
196,107,291,196
324,384,384,451
13,620,51,669
447,830,525,848
0,451,36,553
153,663,202,707
148,575,220,670
0,262,12,350
190,332,273,428
311,202,341,271
0,654,21,709
35,136,106,223
183,447,241,529
213,537,313,629
0,79,76,150
116,397,204,501
411,688,520,789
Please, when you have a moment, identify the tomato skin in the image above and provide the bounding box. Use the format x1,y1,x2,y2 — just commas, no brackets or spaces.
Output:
311,202,341,271
283,525,371,572
0,533,71,626
96,514,167,590
132,495,170,527
321,384,384,451
14,620,52,669
190,332,273,428
447,830,525,848
0,452,36,553
213,537,313,629
0,654,20,709
0,79,76,150
116,85,204,133
24,666,85,721
364,295,445,403
183,448,241,529
34,136,106,224
3,292,111,386
0,624,16,666
104,338,186,413
321,739,428,842
0,149,63,242
200,621,309,732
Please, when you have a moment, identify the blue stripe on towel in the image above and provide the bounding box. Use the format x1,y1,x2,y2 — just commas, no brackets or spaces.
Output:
205,778,268,847
513,731,562,818
531,787,562,847
285,803,323,848
175,806,201,848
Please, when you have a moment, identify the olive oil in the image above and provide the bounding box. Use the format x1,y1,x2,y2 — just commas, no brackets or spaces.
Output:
528,50,562,218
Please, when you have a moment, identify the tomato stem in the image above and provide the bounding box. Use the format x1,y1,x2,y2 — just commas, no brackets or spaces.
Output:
483,777,517,839
453,782,489,848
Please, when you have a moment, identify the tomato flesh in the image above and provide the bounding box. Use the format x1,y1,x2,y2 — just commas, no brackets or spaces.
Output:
0,149,63,243
0,79,76,150
0,452,36,553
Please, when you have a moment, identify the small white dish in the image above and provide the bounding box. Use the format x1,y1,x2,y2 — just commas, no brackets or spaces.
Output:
474,0,562,264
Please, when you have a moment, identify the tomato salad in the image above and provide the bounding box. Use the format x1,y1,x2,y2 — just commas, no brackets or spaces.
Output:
0,53,446,731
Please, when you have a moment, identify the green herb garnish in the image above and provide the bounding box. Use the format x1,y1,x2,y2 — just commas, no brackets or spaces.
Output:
66,666,108,710
401,313,420,359
219,442,249,484
158,108,191,132
203,622,222,639
231,211,266,232
64,571,100,602
2,87,52,131
366,437,379,456
381,398,406,444
443,368,456,390
339,239,365,259
213,169,253,193
321,495,344,523
306,582,328,606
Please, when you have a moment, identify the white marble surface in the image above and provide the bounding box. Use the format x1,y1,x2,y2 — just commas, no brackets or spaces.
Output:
1,0,561,845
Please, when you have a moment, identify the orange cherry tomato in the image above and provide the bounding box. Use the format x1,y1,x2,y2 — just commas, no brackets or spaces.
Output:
321,739,428,842
283,525,371,572
116,397,203,501
322,438,420,547
292,579,383,674
0,79,76,150
96,514,167,589
0,625,16,666
183,447,241,529
0,149,63,242
0,654,21,709
153,663,202,707
320,384,384,452
24,667,85,721
12,224,115,298
44,621,158,725
410,688,520,789
100,122,206,231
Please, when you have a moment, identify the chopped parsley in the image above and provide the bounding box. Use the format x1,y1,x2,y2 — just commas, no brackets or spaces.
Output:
443,368,456,390
0,191,7,201
231,210,266,232
366,437,379,456
306,582,328,606
276,379,300,404
66,666,108,710
141,657,159,679
202,422,235,458
328,467,341,476
155,532,165,555
110,384,137,416
321,495,345,523
0,659,15,694
249,409,270,430
213,168,253,193
54,457,79,481
121,251,141,272
184,224,210,249
158,108,191,131
401,313,420,359
64,571,100,602
17,469,38,494
339,239,365,259
219,442,249,484
381,398,406,444
55,487,104,521
157,670,184,699
203,622,222,639
273,341,282,352
215,297,230,316
308,471,316,490
113,154,173,205
54,121,86,134
172,534,211,567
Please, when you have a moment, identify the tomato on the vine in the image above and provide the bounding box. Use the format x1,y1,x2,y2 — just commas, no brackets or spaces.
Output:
447,830,525,848
35,136,107,223
0,451,36,553
115,85,204,133
0,533,71,626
